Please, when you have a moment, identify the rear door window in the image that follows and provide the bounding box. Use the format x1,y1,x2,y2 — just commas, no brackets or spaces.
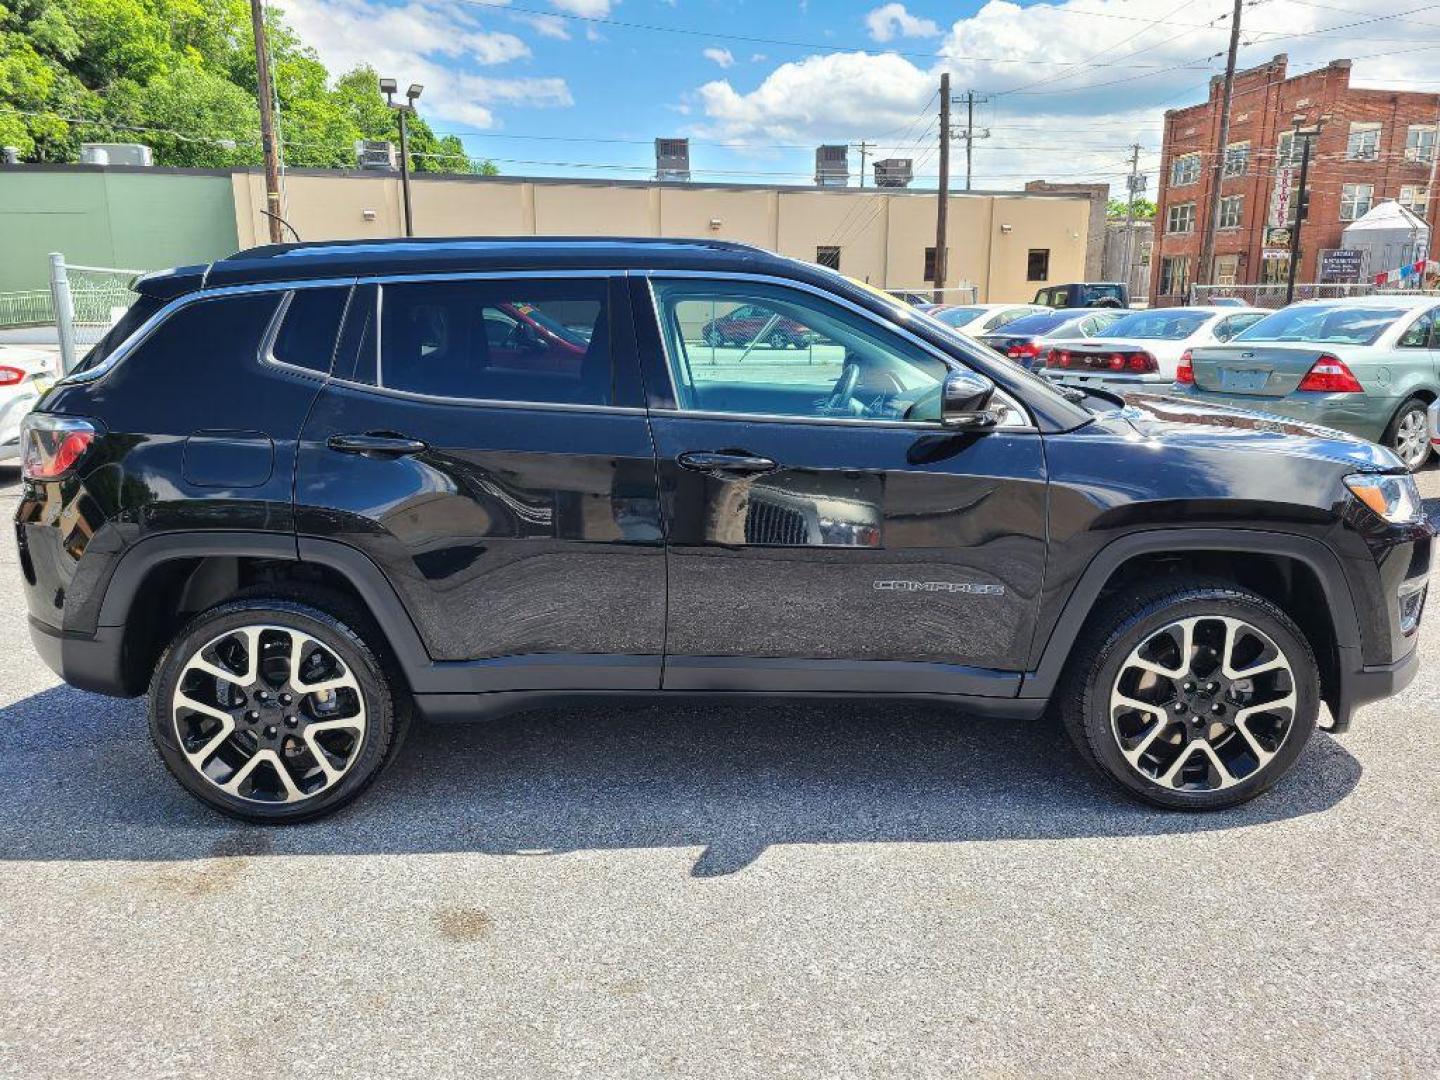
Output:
1398,308,1436,348
376,279,612,405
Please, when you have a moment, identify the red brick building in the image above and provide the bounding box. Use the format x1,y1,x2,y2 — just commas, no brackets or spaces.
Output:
1151,54,1440,303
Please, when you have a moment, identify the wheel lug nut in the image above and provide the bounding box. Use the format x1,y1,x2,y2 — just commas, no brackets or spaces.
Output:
284,715,297,728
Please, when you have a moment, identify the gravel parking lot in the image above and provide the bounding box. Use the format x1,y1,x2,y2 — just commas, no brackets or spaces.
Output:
1,466,1438,1079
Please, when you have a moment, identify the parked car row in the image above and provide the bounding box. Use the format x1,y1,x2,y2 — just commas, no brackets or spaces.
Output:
924,294,1440,472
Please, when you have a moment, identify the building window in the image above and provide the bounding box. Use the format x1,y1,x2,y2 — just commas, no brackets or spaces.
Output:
1340,183,1375,221
1026,248,1050,281
1214,254,1240,286
1159,256,1191,297
1170,153,1201,186
1400,185,1430,216
1406,124,1437,164
1166,202,1196,234
815,245,841,271
1261,253,1294,286
1218,194,1244,230
923,246,949,283
1222,142,1250,178
1346,122,1382,161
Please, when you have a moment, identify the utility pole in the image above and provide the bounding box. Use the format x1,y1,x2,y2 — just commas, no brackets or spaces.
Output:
934,72,950,298
1124,143,1143,299
854,140,873,188
962,91,992,190
1198,0,1243,289
248,0,284,244
1285,120,1317,305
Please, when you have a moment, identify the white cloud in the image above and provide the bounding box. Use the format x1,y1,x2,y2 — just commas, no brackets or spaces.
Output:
551,0,613,15
690,0,1440,188
517,12,570,39
864,3,940,43
281,0,572,130
703,47,736,69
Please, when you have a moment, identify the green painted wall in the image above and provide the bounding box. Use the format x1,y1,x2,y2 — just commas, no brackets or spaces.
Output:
0,169,239,293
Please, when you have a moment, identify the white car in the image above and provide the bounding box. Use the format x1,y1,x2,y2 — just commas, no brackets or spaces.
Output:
0,346,59,464
925,302,1053,337
1038,305,1267,391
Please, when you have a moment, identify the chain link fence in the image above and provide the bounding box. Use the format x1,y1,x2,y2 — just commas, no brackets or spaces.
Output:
1189,282,1440,309
45,256,143,371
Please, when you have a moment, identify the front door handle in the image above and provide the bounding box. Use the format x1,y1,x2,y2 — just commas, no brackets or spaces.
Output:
327,433,429,457
676,450,779,475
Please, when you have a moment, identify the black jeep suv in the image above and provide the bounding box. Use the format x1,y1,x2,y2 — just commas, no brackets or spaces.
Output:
15,237,1432,821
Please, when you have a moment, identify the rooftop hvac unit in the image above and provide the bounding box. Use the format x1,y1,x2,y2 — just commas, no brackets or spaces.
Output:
655,138,691,182
815,144,849,187
355,140,398,171
872,158,913,188
79,143,153,167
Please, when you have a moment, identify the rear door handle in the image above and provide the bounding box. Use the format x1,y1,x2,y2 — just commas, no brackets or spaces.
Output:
327,433,429,457
676,450,779,475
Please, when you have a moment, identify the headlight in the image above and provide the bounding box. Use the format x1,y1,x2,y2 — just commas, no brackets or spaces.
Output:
1343,472,1423,524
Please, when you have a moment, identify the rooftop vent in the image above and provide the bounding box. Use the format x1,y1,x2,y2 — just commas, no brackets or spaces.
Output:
815,144,849,187
79,143,153,167
873,158,913,188
656,138,691,182
355,140,398,171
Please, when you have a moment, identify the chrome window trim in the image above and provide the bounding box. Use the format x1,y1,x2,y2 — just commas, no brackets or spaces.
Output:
56,276,357,388
642,270,1035,432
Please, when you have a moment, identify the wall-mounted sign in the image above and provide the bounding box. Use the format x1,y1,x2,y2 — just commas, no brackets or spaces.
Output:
1320,248,1364,281
1269,165,1295,228
1262,249,1290,261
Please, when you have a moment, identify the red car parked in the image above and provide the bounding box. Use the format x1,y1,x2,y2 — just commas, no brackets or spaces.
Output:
701,304,814,348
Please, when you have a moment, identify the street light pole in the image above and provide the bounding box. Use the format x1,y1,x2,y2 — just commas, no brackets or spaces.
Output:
381,79,424,238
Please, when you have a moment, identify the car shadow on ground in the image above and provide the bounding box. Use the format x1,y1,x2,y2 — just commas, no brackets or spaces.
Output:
0,686,1362,875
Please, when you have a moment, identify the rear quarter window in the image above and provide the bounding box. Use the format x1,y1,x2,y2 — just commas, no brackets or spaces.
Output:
269,287,351,374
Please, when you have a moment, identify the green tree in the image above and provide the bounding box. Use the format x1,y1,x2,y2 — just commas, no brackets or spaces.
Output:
0,0,496,173
1108,197,1156,220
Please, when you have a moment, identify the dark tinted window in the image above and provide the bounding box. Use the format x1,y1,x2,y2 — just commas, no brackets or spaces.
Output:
994,312,1072,335
74,294,165,374
124,294,281,376
379,279,611,404
271,286,350,374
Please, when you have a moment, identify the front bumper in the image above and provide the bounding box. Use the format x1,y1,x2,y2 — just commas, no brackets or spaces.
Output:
1329,643,1421,732
1167,385,1392,444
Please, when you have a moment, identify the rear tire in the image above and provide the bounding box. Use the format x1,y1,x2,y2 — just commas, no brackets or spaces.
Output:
148,598,403,823
1382,397,1430,472
1058,579,1319,810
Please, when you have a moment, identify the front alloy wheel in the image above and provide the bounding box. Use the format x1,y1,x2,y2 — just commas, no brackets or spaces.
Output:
1060,581,1319,810
1110,616,1296,792
151,599,400,822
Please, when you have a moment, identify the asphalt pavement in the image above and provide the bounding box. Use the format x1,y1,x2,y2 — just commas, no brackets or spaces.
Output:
1,466,1437,1078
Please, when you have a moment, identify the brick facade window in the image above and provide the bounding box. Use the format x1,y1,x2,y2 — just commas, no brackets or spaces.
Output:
1219,194,1244,230
1166,202,1196,234
1406,125,1436,164
1346,122,1382,161
1222,142,1249,178
1170,153,1201,186
1340,184,1374,221
1276,130,1306,166
1400,185,1430,216
1159,256,1191,296
1214,254,1240,286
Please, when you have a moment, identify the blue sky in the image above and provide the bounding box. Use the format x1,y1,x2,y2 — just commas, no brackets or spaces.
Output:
279,0,1440,193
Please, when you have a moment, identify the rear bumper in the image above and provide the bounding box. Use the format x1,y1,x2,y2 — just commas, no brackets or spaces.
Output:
28,617,135,697
1168,386,1392,443
1041,370,1171,392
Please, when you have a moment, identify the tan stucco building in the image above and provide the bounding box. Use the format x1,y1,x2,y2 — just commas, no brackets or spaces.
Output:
232,170,1094,303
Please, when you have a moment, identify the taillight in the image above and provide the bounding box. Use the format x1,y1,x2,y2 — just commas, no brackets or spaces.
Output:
1047,349,1072,368
1176,350,1194,384
1007,341,1041,360
1128,351,1157,373
0,365,25,386
21,414,97,480
1297,354,1363,393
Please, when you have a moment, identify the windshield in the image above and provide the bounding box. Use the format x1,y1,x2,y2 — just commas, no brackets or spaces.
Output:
986,312,1072,335
932,306,985,327
1097,310,1210,340
1233,304,1411,345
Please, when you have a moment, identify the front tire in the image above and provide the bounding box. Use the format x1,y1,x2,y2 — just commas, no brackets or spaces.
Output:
1382,397,1431,473
148,598,402,823
1059,580,1319,810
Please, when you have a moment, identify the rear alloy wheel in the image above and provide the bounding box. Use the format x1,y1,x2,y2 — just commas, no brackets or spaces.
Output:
1384,398,1431,473
1060,582,1319,810
150,599,399,822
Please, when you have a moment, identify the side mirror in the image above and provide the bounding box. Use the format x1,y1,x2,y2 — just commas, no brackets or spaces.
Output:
940,369,1000,429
